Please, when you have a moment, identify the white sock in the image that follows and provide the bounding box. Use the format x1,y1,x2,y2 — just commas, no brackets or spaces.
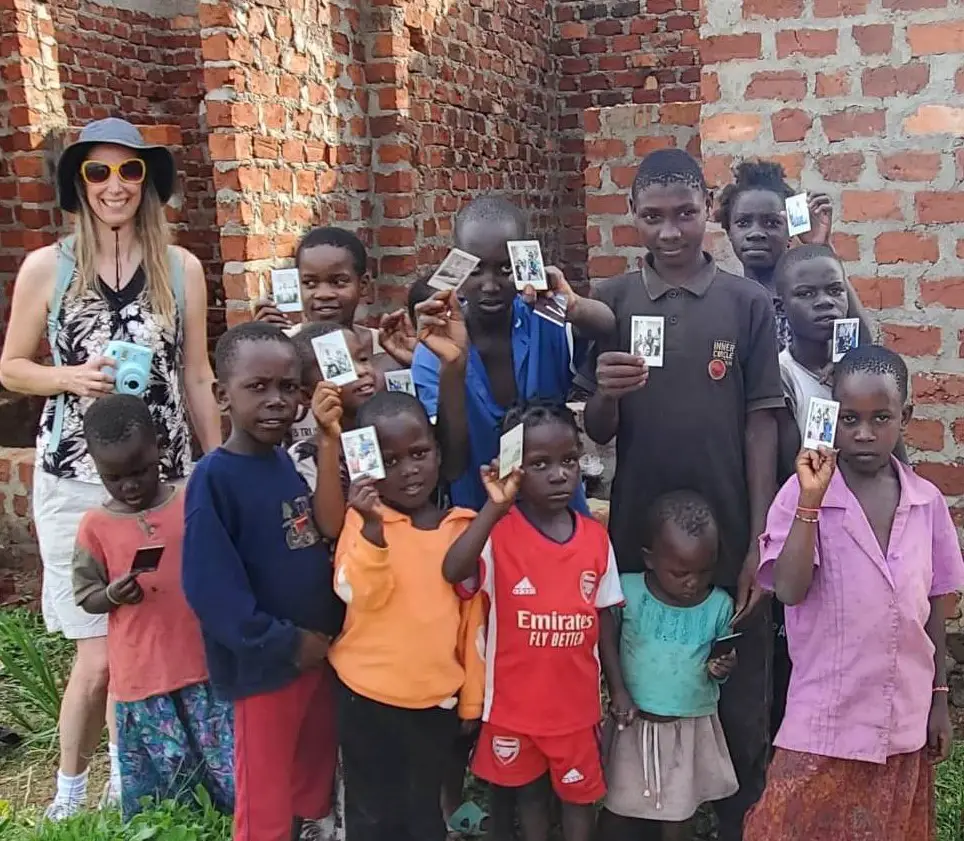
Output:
56,768,89,804
108,743,120,790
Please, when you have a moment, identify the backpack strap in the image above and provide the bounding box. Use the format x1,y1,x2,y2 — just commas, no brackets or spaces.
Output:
46,236,78,453
166,245,186,334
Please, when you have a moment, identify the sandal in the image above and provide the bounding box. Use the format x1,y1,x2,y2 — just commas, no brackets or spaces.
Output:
446,801,489,836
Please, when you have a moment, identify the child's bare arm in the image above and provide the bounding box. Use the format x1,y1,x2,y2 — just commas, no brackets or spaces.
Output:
773,448,836,605
311,382,346,539
925,596,953,762
544,267,615,338
442,499,505,584
584,352,648,444
599,608,636,726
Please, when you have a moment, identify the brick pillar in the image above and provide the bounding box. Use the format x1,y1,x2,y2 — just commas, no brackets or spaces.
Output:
199,0,368,326
362,0,419,313
701,0,964,502
0,0,67,345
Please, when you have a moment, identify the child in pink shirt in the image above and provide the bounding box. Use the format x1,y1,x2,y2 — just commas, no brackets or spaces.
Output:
72,395,233,819
745,345,964,841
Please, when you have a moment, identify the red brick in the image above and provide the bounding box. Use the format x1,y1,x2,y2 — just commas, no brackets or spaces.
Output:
701,71,721,103
822,109,886,141
914,462,964,495
817,152,865,182
610,166,639,189
903,105,964,135
880,323,941,356
914,372,964,404
850,275,904,309
904,418,945,451
702,154,735,188
659,103,701,126
585,139,627,161
815,71,850,97
954,420,964,445
376,226,416,248
886,0,946,7
853,24,893,55
878,152,941,182
815,0,868,14
908,21,964,55
875,232,939,264
771,109,813,142
745,71,807,101
588,255,629,278
586,194,630,215
743,0,804,17
611,225,639,247
841,191,903,222
701,34,761,64
917,192,964,223
702,113,763,142
920,277,964,308
776,29,838,59
861,63,929,97
634,136,677,157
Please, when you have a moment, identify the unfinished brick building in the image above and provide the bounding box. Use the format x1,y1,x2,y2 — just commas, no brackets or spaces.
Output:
2,0,964,576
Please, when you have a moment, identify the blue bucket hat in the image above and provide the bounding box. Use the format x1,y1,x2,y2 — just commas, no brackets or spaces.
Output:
56,118,176,214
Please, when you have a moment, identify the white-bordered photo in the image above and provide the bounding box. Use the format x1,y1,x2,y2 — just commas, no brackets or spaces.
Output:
832,318,859,363
631,315,665,368
508,240,548,291
534,292,568,326
270,268,303,313
385,369,416,396
803,396,840,452
427,248,481,292
785,193,812,238
499,423,524,479
341,425,386,482
311,331,357,387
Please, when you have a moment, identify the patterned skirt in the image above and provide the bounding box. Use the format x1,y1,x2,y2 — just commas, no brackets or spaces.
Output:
117,681,235,820
743,747,935,841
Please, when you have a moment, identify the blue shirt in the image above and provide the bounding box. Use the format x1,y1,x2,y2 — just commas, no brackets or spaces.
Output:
182,447,344,700
618,574,734,718
412,297,588,512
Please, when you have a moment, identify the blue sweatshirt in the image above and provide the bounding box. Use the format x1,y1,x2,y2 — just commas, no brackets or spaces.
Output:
182,447,344,700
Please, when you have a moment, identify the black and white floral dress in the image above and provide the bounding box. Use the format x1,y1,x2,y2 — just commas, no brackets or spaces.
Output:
35,267,192,483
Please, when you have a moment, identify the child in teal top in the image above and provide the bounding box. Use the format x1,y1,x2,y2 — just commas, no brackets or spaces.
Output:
599,491,739,838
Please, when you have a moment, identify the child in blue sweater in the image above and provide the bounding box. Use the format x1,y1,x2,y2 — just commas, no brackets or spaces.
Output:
183,322,345,841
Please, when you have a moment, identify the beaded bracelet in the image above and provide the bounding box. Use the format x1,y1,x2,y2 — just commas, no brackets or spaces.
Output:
794,512,818,525
934,686,950,694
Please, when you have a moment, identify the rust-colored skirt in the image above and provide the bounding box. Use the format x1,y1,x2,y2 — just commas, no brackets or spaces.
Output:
743,748,935,841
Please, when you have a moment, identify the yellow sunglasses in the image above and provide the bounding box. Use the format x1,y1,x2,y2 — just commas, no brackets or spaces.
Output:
80,158,146,186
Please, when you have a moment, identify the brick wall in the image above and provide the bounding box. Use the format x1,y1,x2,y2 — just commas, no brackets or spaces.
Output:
700,0,964,515
554,0,701,285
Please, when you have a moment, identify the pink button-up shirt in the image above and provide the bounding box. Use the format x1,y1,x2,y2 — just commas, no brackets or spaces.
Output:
759,459,964,764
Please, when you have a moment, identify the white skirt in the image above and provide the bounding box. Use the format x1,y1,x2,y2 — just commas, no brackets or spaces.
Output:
603,713,738,822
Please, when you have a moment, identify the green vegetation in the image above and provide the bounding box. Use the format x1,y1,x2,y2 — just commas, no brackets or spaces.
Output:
938,741,964,841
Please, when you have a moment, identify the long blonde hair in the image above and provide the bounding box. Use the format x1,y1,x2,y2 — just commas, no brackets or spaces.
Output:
69,180,176,330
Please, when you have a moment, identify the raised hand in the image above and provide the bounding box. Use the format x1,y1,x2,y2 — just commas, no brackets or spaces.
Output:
799,193,833,246
311,382,343,438
795,447,836,508
596,351,649,399
415,290,468,367
251,297,292,327
480,459,522,511
379,309,418,367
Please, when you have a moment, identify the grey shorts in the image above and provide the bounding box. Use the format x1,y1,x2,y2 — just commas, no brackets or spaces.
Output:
33,466,109,640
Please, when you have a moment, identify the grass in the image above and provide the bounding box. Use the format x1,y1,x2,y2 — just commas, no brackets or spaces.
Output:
938,741,964,841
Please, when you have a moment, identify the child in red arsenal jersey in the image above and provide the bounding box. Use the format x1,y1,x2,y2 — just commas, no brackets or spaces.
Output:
443,401,624,841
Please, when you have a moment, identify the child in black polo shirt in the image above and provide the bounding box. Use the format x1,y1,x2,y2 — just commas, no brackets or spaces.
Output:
583,149,784,841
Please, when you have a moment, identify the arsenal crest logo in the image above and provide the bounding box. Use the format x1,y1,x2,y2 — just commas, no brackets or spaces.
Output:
493,736,520,765
579,570,597,604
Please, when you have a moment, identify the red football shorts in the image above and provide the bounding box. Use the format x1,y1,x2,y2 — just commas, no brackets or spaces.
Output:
472,722,605,804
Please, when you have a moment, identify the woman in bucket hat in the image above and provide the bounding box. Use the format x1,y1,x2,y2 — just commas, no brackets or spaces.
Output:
0,117,221,819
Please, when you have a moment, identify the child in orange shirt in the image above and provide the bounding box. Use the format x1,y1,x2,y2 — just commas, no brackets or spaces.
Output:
330,391,485,841
72,394,233,819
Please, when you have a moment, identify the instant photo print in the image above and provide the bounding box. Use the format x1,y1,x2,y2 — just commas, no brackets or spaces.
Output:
803,396,840,452
832,318,859,363
311,331,358,387
385,369,416,396
631,315,665,368
533,292,568,326
341,426,386,482
508,240,548,291
498,423,524,479
269,268,303,313
785,193,812,238
427,248,481,292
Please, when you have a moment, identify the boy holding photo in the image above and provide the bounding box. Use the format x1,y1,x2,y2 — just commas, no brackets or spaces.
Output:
582,150,784,841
